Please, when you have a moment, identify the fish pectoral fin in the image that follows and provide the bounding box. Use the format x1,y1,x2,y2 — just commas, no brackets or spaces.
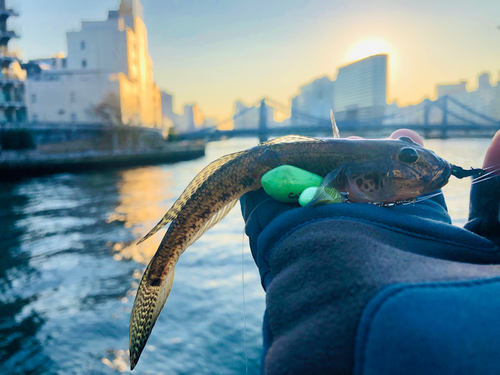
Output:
309,167,345,206
129,264,175,370
260,135,325,145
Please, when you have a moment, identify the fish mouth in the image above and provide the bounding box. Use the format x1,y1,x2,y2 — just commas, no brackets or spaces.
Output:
428,161,452,191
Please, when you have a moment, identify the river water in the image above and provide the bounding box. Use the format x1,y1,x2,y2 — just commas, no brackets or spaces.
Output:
0,137,492,374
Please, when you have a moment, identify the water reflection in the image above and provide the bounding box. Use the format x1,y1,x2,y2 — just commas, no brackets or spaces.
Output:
0,183,49,373
0,137,485,374
107,166,176,264
0,172,141,373
0,139,265,374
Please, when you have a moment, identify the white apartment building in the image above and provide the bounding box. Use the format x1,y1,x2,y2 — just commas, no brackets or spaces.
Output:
26,0,162,127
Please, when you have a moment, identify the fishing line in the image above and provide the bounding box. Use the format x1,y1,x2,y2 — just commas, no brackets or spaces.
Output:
405,166,500,206
241,231,248,375
240,197,272,375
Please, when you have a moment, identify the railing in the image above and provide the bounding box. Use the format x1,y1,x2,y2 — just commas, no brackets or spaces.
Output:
0,141,205,163
0,121,165,132
0,29,17,39
4,0,20,15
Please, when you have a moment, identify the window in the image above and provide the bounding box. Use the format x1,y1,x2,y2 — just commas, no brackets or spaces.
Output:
32,114,38,121
62,59,67,68
81,41,85,50
70,91,75,103
82,59,87,69
30,93,36,104
70,113,77,122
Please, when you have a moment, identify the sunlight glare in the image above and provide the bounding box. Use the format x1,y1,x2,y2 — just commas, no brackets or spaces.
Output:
348,38,391,61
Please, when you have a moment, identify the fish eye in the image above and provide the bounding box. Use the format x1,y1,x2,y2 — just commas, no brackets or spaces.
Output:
398,147,419,164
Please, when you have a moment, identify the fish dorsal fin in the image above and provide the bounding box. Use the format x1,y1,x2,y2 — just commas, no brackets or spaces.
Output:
185,198,239,248
261,135,324,145
330,110,340,139
137,150,247,244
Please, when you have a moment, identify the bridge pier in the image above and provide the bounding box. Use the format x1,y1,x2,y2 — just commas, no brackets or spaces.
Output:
112,131,118,152
126,132,133,151
441,96,449,139
423,100,431,139
258,99,268,143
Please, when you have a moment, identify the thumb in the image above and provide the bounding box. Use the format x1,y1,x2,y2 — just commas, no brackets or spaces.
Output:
483,130,500,174
464,131,500,245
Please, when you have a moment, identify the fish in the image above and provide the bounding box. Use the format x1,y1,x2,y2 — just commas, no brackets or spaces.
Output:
128,134,460,369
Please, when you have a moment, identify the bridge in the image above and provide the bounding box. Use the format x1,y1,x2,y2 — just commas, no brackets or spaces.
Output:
180,96,500,142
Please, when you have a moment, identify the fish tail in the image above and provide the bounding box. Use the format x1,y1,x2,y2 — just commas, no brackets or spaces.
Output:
129,263,175,370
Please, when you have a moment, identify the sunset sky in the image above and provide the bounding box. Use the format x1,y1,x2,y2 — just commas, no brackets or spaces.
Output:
17,0,500,122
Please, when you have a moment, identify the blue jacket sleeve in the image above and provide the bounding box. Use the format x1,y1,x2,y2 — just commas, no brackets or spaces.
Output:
240,177,500,375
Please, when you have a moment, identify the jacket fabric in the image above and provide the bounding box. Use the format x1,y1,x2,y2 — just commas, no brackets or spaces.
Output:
240,175,500,375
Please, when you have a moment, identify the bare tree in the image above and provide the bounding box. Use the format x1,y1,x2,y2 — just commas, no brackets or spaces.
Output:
88,92,124,126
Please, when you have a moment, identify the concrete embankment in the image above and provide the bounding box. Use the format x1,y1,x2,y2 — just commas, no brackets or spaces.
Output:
0,141,206,181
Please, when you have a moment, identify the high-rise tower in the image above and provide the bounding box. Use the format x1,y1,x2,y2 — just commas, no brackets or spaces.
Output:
334,54,387,123
0,0,26,121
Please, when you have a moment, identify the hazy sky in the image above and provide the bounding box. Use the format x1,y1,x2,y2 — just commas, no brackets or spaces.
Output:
16,0,500,121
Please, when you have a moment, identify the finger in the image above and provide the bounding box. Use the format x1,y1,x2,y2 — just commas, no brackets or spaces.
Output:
483,130,500,175
389,129,424,147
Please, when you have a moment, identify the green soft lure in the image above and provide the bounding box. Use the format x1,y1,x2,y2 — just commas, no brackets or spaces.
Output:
261,165,323,203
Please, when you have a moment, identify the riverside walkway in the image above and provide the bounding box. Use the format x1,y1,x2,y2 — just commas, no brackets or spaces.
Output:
0,141,206,181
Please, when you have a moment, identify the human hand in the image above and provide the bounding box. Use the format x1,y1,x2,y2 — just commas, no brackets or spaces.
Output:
241,129,442,269
241,130,500,277
240,130,500,375
465,130,500,245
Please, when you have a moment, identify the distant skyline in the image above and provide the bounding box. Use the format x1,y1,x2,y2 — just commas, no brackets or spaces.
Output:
15,0,500,122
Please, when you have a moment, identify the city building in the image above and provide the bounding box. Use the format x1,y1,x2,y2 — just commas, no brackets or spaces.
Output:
160,90,211,133
161,91,175,124
333,54,387,122
437,80,467,98
291,76,334,126
290,55,387,125
25,0,162,127
0,0,27,122
181,103,205,133
384,72,500,126
434,73,498,124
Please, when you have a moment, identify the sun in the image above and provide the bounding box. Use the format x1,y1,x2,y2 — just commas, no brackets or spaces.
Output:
347,38,391,61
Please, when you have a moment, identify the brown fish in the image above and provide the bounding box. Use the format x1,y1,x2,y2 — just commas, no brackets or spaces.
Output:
129,135,452,369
